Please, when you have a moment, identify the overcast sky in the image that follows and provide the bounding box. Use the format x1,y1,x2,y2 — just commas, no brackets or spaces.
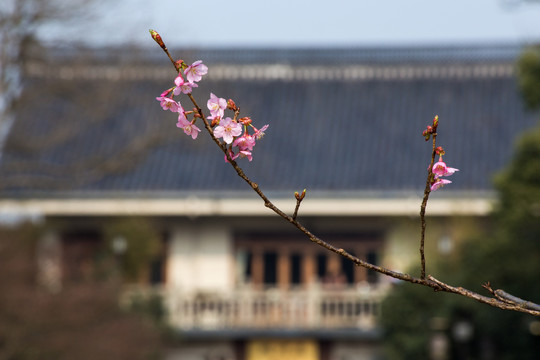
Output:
38,0,540,47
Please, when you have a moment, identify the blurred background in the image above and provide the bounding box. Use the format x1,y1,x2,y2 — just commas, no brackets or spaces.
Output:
1,1,540,359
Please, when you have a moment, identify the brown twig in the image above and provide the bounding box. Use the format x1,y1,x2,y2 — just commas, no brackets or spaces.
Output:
293,189,306,220
483,282,540,312
152,32,540,317
419,133,437,279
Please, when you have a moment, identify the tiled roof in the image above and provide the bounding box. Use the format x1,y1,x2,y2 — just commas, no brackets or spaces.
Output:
0,45,538,198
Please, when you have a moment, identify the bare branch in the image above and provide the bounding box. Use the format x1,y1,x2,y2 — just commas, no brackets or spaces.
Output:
292,189,306,220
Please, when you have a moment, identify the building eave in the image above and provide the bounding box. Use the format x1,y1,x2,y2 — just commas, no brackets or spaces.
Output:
0,192,495,218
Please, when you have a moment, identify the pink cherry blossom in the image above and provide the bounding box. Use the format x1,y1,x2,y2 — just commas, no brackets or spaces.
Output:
224,149,239,163
431,178,452,191
180,82,197,94
213,117,242,144
176,114,201,139
432,160,448,177
253,124,269,140
156,96,182,113
184,60,208,83
173,75,197,95
207,93,227,119
430,155,458,190
432,159,459,178
233,133,256,152
224,149,253,163
236,150,253,162
443,166,459,176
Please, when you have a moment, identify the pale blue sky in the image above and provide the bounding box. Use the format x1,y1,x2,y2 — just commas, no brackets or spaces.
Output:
38,0,540,47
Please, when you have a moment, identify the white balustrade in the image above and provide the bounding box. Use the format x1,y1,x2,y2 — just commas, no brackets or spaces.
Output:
124,285,387,330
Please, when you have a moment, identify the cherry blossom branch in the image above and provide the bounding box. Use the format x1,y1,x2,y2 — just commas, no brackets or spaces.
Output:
420,119,459,279
150,30,540,317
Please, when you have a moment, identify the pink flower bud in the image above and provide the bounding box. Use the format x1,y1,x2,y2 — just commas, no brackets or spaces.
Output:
175,59,185,69
239,117,252,125
149,29,166,50
227,99,239,111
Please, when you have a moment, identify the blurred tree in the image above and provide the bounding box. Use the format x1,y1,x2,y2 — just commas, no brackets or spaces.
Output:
103,218,163,282
0,0,92,157
0,0,177,191
518,46,540,109
0,223,163,359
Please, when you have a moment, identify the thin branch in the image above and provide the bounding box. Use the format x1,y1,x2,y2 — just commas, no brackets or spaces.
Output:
419,132,437,279
430,276,540,315
292,189,306,220
483,282,540,312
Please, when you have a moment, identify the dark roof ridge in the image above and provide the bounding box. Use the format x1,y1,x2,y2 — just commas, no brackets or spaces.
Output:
38,43,526,65
26,62,517,82
171,43,525,65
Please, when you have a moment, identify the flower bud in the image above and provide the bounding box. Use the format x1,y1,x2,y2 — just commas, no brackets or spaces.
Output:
160,87,174,97
432,115,439,129
227,99,239,111
211,116,221,127
239,117,252,125
426,125,432,133
294,189,306,201
149,29,166,50
175,59,186,71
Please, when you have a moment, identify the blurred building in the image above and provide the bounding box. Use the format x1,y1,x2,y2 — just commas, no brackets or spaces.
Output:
0,44,538,360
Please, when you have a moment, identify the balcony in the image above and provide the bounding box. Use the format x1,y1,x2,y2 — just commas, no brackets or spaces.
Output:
124,285,387,331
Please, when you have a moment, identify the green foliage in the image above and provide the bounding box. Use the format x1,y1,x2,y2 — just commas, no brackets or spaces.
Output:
494,122,540,248
103,218,162,282
381,278,444,360
518,47,540,109
126,292,168,326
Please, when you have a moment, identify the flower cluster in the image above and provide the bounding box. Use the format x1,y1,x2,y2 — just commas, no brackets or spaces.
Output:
421,116,459,191
210,94,269,162
430,147,459,191
422,115,439,141
156,60,208,139
156,60,268,161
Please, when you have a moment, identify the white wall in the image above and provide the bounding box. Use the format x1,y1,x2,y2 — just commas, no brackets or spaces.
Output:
167,223,233,292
